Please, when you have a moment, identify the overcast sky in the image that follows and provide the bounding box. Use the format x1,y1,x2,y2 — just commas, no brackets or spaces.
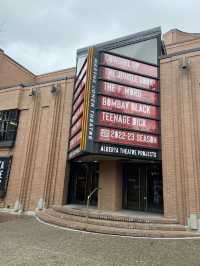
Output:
0,0,199,74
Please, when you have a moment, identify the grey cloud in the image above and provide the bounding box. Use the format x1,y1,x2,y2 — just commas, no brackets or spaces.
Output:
0,0,199,74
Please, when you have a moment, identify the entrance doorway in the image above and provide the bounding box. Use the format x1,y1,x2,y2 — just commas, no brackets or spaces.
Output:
68,162,99,206
123,163,163,213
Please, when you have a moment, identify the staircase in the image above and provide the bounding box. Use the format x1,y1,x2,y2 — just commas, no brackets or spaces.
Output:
36,205,200,238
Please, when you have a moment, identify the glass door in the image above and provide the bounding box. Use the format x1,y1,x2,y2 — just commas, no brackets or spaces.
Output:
123,163,163,213
68,162,99,205
146,165,163,212
123,165,143,210
126,166,140,210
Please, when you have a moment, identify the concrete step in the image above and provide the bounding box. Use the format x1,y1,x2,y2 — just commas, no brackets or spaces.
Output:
45,208,186,232
53,205,178,224
37,209,200,238
0,201,5,208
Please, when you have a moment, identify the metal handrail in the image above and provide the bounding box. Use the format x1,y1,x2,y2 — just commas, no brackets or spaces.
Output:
85,187,102,228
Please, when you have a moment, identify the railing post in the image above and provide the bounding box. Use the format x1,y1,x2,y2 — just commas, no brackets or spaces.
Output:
85,187,101,230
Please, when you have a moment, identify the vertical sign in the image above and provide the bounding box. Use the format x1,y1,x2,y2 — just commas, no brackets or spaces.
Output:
0,157,12,198
81,49,99,152
68,48,95,159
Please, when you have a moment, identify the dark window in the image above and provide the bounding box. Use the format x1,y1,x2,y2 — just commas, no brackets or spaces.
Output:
110,38,158,65
0,109,19,148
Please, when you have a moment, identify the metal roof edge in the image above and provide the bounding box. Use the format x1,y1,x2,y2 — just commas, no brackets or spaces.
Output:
77,26,162,55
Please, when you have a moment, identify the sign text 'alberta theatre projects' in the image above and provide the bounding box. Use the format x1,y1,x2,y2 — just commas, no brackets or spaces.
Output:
68,49,160,160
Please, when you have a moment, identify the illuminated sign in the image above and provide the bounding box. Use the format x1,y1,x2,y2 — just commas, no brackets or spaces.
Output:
74,77,86,101
98,111,159,134
99,96,159,119
70,118,82,137
99,81,158,105
101,52,158,78
100,67,158,91
71,104,83,125
75,62,87,88
98,144,159,159
72,91,84,113
97,127,159,149
68,47,96,156
68,46,160,160
69,131,82,150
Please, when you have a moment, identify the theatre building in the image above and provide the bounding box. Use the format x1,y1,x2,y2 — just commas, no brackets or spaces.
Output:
1,27,200,236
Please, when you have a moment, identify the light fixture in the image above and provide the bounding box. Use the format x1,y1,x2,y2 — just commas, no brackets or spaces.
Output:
179,56,191,71
29,88,38,97
51,84,60,95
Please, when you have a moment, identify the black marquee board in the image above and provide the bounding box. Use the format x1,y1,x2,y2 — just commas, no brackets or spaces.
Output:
68,27,162,161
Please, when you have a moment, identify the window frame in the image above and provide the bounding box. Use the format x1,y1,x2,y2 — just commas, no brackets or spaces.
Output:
0,109,20,148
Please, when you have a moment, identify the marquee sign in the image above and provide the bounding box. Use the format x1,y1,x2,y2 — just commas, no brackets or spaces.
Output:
99,67,158,91
101,52,158,78
68,47,96,158
99,81,158,105
68,47,160,160
97,127,159,148
98,144,159,159
98,111,159,134
0,157,12,198
99,96,159,119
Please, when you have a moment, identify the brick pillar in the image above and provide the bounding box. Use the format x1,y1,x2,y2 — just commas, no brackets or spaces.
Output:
98,161,122,211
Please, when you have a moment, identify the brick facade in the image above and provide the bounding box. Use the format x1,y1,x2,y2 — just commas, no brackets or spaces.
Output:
1,28,200,230
161,29,200,228
0,50,75,210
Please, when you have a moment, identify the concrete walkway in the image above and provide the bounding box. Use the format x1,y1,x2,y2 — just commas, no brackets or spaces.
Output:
0,213,200,265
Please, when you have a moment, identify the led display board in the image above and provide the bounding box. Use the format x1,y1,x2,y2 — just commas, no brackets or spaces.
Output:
68,43,160,160
99,67,158,91
99,81,158,105
98,111,159,134
101,52,158,78
98,96,159,119
97,127,159,148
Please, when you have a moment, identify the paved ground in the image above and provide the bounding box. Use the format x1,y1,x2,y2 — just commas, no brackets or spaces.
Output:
0,212,20,223
0,214,200,265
